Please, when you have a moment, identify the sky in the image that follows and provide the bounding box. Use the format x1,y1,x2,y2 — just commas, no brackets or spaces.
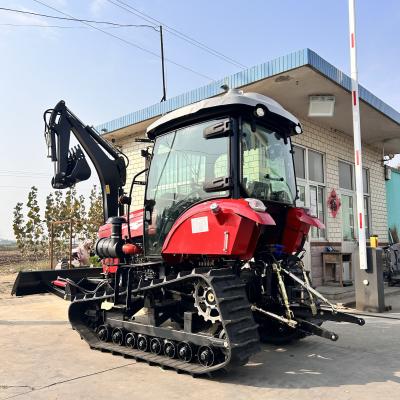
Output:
0,0,399,240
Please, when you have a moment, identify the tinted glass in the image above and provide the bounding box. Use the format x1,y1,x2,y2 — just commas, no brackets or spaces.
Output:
145,120,229,256
308,150,324,183
241,122,296,204
293,146,305,179
363,168,369,194
342,194,355,240
339,161,353,190
364,196,370,238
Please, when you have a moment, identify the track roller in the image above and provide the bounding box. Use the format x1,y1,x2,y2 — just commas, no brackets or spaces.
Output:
111,328,124,346
164,340,177,359
97,325,110,342
198,346,215,367
137,334,149,351
125,332,137,349
150,338,163,355
177,342,194,363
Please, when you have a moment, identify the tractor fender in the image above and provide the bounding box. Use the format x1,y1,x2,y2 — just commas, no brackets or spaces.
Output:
162,198,275,260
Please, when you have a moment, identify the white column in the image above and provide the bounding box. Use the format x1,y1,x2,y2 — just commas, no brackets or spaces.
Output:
348,0,367,269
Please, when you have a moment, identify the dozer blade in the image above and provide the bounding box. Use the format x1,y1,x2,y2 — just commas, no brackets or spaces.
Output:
12,267,103,298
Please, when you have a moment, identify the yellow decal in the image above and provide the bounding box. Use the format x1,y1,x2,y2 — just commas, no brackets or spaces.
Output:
105,185,110,194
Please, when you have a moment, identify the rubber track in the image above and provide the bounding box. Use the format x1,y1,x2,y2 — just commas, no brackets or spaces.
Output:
68,268,260,375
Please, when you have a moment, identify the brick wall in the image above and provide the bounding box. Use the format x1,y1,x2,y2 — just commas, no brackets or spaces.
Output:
292,116,388,285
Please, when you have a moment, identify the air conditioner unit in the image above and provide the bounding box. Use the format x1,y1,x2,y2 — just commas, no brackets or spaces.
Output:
308,95,335,117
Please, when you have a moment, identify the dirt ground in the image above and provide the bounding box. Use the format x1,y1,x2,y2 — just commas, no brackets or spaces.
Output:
1,273,400,400
0,273,15,299
0,249,48,295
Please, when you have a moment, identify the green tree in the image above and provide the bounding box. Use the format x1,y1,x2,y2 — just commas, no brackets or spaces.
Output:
73,193,87,239
25,186,45,259
13,202,26,257
13,185,104,263
87,185,104,242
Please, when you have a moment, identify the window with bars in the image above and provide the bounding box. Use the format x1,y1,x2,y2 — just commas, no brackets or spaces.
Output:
293,145,326,239
338,160,371,240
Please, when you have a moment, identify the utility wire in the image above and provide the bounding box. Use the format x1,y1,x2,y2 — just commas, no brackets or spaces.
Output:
0,169,49,176
0,23,138,29
109,0,247,69
31,0,214,81
0,6,156,28
0,174,50,178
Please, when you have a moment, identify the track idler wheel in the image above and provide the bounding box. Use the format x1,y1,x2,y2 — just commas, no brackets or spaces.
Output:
164,340,176,359
177,342,194,363
137,334,149,352
97,325,110,342
111,328,124,346
125,332,137,349
150,338,163,355
198,346,215,367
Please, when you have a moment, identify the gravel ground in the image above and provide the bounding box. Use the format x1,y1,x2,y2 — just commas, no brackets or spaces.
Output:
1,275,400,400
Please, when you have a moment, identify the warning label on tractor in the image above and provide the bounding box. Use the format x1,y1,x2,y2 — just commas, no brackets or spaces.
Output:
191,216,209,233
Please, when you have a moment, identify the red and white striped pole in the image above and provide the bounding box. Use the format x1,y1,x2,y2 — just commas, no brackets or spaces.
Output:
348,0,367,270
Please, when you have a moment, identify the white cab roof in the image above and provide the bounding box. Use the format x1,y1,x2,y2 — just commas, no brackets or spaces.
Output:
147,89,300,134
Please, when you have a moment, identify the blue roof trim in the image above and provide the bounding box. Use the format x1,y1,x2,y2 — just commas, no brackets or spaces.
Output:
97,48,400,133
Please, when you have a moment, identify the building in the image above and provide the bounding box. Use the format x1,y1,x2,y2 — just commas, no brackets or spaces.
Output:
98,48,400,286
386,167,400,241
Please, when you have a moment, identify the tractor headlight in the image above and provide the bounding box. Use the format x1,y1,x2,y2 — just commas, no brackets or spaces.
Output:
245,198,266,212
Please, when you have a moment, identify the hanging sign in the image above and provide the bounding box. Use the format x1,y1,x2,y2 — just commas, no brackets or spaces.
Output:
327,189,341,218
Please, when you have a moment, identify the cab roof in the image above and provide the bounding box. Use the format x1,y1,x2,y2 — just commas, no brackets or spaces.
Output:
146,89,300,137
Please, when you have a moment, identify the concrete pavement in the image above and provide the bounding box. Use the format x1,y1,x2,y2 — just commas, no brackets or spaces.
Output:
1,287,400,400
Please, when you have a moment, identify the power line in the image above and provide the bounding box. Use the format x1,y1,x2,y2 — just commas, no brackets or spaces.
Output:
0,169,49,176
109,0,247,69
0,6,157,29
31,0,214,81
0,23,140,29
0,174,50,179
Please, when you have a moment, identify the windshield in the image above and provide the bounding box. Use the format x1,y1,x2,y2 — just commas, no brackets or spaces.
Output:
145,119,229,256
241,121,296,204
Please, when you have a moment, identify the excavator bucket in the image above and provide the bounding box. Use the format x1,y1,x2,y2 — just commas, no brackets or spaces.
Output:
12,267,103,300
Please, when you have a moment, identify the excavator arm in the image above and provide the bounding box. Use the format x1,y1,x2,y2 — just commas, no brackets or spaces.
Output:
44,100,127,221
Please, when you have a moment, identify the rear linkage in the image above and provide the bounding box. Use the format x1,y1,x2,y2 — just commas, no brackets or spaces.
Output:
251,259,364,342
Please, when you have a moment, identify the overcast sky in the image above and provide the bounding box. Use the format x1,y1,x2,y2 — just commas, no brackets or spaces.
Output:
0,0,399,240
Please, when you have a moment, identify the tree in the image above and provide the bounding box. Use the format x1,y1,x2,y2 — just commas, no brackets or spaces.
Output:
13,202,26,257
25,186,45,259
87,185,104,242
13,184,104,262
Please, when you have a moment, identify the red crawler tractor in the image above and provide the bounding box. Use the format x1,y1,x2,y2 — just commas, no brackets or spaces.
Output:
13,89,364,375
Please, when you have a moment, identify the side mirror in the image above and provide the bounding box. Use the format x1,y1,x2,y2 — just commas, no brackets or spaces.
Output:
203,118,232,139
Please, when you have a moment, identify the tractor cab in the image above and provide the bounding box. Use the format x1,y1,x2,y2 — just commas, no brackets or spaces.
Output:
143,89,304,259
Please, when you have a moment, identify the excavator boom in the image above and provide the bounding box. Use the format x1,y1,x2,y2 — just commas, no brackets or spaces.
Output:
44,100,127,221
